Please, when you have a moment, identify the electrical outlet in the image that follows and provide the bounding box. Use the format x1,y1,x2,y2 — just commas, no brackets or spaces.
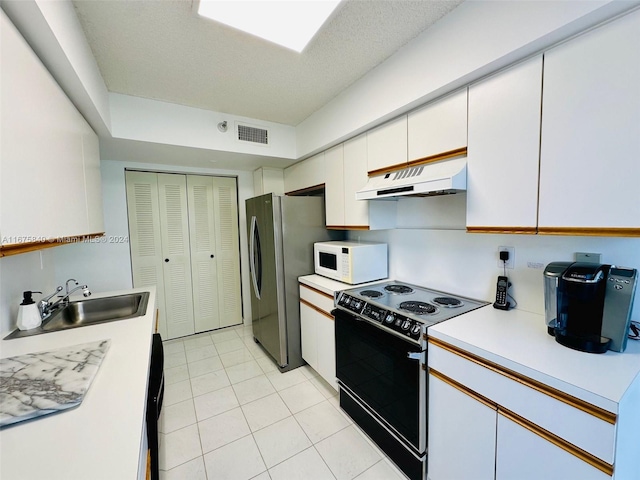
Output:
497,246,515,269
575,252,601,264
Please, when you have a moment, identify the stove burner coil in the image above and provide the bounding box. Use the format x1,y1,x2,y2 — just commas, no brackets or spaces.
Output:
360,290,384,299
432,296,463,308
384,284,414,295
398,301,438,315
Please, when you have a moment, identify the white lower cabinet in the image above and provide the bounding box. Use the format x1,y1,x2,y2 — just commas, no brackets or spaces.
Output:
495,413,609,480
299,283,339,391
428,374,496,480
428,339,619,480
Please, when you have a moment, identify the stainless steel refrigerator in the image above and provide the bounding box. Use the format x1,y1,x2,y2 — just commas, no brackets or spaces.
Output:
246,193,342,372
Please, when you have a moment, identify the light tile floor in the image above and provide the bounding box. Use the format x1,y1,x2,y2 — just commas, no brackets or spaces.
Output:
159,324,408,480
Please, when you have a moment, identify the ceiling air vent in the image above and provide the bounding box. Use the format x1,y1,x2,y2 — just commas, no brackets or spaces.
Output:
237,123,269,145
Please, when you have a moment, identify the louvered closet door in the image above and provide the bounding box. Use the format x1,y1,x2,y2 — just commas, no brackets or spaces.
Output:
157,173,195,339
187,176,221,332
212,177,242,327
125,171,168,339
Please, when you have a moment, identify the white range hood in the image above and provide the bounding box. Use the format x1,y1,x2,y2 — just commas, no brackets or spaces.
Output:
356,157,467,200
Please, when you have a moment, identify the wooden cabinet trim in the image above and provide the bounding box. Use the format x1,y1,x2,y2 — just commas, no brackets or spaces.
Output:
467,226,537,235
430,368,497,411
0,232,105,257
406,147,467,168
538,227,640,237
499,407,614,476
285,184,325,196
428,337,616,425
300,283,334,301
326,225,370,231
467,226,640,237
367,162,409,177
300,297,334,320
367,147,468,177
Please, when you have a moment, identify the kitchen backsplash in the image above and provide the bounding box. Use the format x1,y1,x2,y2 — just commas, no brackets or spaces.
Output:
0,250,56,334
349,228,640,322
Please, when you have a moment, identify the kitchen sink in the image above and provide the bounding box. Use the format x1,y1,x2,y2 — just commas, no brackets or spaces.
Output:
4,292,150,339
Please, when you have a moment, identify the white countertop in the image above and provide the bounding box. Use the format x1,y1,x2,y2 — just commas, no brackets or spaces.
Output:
428,306,640,413
298,274,387,296
0,286,156,480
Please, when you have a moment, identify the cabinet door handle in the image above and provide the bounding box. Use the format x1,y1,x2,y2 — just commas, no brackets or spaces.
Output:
164,258,169,263
210,254,215,258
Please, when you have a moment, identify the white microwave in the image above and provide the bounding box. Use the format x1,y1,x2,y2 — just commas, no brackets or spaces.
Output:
314,241,388,284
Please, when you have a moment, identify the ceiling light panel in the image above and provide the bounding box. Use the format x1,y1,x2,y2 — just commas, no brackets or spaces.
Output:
197,0,341,53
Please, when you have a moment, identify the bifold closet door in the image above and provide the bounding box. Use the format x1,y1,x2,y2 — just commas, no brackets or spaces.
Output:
157,173,196,338
187,175,242,330
211,177,242,327
127,172,241,339
125,171,168,339
187,176,221,332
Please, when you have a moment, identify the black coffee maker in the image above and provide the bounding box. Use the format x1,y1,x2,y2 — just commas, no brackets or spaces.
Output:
552,262,638,354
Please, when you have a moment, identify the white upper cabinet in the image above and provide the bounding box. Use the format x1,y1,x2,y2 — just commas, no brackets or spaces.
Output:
253,167,284,196
367,116,407,174
408,89,467,164
81,125,104,234
0,12,104,250
466,56,543,233
324,144,346,227
324,134,370,229
343,134,370,228
538,9,640,235
284,152,325,194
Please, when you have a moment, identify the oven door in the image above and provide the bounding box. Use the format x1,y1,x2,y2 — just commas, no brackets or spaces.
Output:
335,308,425,451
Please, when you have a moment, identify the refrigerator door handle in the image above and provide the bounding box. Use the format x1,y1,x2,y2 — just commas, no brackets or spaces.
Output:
249,215,262,300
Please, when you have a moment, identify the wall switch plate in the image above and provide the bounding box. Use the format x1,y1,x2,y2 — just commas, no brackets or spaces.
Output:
575,252,601,264
497,246,515,269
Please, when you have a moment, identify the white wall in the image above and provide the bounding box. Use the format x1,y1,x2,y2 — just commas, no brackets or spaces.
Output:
109,93,297,160
53,159,255,325
0,250,56,334
349,227,640,322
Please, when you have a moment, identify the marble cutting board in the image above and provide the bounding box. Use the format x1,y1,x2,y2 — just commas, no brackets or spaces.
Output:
0,339,110,427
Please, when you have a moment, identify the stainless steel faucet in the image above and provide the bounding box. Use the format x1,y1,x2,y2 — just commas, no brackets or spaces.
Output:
38,286,63,319
39,281,92,320
66,278,78,295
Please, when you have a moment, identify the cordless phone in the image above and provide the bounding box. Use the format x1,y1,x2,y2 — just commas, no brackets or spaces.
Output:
493,275,510,310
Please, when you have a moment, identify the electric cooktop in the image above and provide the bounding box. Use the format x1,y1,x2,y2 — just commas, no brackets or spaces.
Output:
335,280,489,341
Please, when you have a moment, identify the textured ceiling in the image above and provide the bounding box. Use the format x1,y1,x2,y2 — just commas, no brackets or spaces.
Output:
72,0,464,126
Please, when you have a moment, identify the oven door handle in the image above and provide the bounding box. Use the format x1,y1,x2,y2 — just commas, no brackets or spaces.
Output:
407,352,424,360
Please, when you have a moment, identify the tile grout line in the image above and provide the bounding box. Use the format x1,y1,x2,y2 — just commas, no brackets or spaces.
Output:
163,333,403,479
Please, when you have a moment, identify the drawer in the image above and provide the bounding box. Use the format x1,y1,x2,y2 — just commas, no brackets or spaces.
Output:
428,339,616,465
299,284,334,316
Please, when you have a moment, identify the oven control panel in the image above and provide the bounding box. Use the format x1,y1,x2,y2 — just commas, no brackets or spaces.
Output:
378,309,423,340
337,293,423,341
337,293,365,314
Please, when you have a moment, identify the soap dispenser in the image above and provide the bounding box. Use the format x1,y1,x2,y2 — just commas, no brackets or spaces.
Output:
17,291,42,331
